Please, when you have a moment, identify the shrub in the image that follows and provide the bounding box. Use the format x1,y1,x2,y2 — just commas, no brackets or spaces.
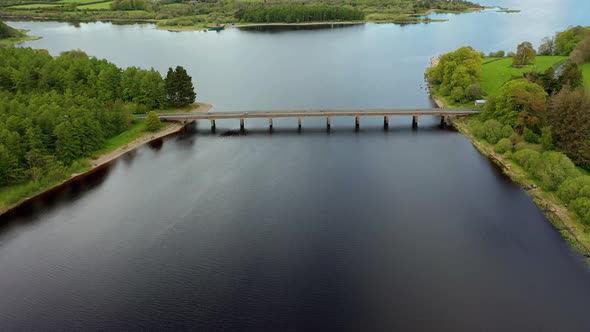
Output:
501,125,513,139
482,119,503,144
145,111,161,131
557,176,590,204
570,197,590,225
512,149,540,170
523,127,540,144
471,121,486,140
540,126,554,151
494,138,513,154
514,141,542,152
465,84,484,101
451,86,465,102
531,151,578,191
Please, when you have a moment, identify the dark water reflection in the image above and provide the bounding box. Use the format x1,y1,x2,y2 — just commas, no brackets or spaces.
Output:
2,0,590,330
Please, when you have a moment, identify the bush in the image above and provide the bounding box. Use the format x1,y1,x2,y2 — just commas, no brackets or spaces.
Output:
523,127,540,144
145,111,161,131
494,138,513,154
531,151,578,191
570,197,590,225
451,86,465,102
472,121,486,140
501,125,513,139
540,126,554,151
514,141,542,152
488,50,505,58
512,149,540,171
557,176,590,204
483,119,503,144
465,84,484,101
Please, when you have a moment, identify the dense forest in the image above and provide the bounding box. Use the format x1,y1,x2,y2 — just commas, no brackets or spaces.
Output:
236,4,364,23
0,47,195,189
0,0,481,28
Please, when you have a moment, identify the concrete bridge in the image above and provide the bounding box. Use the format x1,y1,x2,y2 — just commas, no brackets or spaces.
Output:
143,108,481,131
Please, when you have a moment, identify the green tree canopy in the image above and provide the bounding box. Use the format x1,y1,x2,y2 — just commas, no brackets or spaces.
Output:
492,79,547,127
165,66,196,108
554,26,589,56
512,41,536,67
427,46,482,102
549,88,590,168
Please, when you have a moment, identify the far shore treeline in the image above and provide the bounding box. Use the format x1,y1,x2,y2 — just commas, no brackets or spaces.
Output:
0,0,480,29
0,47,195,193
427,26,590,229
235,4,364,23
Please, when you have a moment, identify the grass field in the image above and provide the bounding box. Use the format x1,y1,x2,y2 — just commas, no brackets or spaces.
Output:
8,3,61,9
59,0,107,4
481,56,567,96
584,63,590,91
77,1,111,9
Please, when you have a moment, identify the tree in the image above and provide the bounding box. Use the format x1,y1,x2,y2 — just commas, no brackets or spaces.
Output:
97,65,121,102
0,144,18,185
165,66,196,108
570,35,590,65
493,79,547,127
538,37,555,55
513,42,536,67
558,61,583,89
554,26,588,56
145,111,161,131
548,88,590,168
426,47,482,102
531,151,578,191
54,121,82,164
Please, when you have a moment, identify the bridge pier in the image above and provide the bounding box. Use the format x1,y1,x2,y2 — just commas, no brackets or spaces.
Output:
412,115,418,129
240,118,245,131
326,116,331,130
355,115,360,130
440,116,445,127
384,116,389,129
298,117,302,130
210,119,216,132
269,118,273,130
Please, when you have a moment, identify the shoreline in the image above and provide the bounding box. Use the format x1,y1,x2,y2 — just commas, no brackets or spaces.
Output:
0,102,212,218
425,59,590,264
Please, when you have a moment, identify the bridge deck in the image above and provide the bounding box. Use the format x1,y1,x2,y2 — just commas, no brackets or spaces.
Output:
149,108,480,120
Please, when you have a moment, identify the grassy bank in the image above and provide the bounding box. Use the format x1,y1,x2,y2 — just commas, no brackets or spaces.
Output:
0,119,172,216
481,56,567,95
454,119,590,264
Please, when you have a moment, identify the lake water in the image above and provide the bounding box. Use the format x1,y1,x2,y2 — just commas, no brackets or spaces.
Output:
3,0,590,330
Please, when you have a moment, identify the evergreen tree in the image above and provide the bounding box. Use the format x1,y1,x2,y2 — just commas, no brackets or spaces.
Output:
54,121,82,164
165,66,196,108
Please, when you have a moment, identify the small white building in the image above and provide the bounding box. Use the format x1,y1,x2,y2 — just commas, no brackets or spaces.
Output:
475,100,487,107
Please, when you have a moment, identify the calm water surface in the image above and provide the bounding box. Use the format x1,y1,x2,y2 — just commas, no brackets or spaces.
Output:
3,0,590,330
